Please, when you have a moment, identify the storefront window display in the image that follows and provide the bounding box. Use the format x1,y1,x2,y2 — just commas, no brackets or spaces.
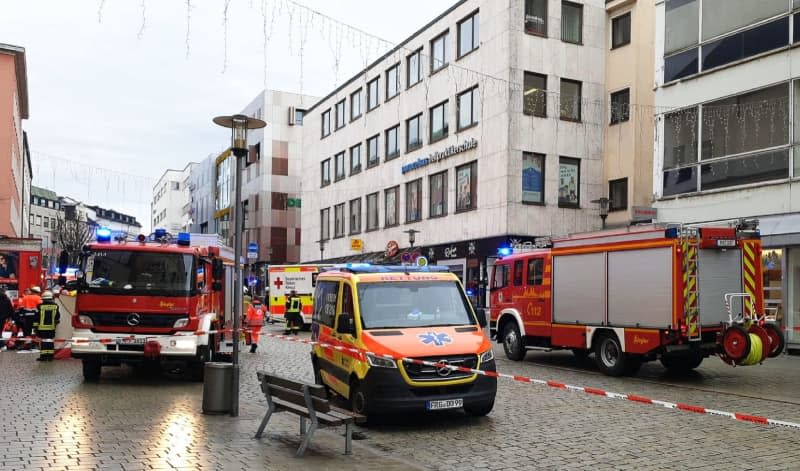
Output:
788,248,800,345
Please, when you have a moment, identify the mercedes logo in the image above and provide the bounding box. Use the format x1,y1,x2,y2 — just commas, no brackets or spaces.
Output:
127,313,141,326
436,360,452,377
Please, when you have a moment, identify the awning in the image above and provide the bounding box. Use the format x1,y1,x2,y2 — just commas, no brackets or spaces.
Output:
760,213,800,247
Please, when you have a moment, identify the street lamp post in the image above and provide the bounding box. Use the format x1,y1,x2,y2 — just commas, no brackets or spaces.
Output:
403,229,420,248
213,113,266,417
591,197,610,229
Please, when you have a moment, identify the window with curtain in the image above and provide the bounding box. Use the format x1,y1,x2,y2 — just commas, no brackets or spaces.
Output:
334,203,345,238
320,207,330,240
612,12,631,48
524,72,547,117
406,179,422,222
560,78,582,121
385,186,399,227
561,1,583,44
366,193,379,230
349,198,361,234
429,171,448,217
525,0,547,36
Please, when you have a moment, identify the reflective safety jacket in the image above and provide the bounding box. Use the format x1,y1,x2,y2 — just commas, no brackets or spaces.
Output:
285,297,301,314
36,301,60,331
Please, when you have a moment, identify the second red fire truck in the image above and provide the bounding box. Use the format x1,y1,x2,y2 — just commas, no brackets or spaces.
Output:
489,222,784,376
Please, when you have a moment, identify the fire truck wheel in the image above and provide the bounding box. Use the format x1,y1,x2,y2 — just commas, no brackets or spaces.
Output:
762,323,785,358
660,352,704,372
82,359,101,382
501,323,526,361
594,333,628,377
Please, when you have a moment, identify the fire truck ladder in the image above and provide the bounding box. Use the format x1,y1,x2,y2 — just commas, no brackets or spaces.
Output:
681,228,702,342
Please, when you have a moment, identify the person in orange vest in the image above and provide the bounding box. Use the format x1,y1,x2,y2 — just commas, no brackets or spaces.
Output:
18,287,42,342
245,297,266,353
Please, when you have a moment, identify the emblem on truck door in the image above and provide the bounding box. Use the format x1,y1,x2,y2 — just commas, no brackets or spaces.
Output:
418,332,452,347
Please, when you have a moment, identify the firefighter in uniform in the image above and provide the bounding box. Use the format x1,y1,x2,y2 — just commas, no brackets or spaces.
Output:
284,290,302,335
35,290,60,361
245,297,266,353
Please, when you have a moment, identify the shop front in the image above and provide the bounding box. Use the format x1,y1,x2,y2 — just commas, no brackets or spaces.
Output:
320,234,543,309
760,214,800,353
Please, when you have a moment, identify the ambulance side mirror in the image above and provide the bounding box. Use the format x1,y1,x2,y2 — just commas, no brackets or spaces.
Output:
473,306,488,328
212,259,224,279
337,313,355,335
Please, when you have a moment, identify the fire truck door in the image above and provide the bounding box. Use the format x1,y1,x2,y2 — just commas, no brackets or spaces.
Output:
522,257,549,333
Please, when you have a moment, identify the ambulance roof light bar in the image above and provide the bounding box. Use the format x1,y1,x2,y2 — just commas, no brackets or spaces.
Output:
326,264,450,274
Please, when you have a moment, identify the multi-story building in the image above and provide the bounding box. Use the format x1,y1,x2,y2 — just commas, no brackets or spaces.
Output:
603,0,655,227
301,0,607,302
88,205,143,239
188,154,216,235
152,163,196,234
0,43,29,237
237,89,317,265
29,186,61,270
652,0,800,348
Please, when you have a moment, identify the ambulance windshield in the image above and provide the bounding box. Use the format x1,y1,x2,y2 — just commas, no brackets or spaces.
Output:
84,250,194,296
357,281,475,329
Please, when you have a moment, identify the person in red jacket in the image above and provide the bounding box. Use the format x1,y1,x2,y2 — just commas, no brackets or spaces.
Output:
245,297,266,353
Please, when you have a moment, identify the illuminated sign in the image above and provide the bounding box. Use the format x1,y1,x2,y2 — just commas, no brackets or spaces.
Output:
401,138,478,174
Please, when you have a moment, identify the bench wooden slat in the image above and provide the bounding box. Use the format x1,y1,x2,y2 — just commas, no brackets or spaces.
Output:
266,383,332,414
271,397,353,426
261,372,327,399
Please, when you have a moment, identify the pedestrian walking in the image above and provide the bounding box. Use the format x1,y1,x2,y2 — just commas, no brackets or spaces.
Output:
284,290,303,335
245,297,266,353
34,290,60,361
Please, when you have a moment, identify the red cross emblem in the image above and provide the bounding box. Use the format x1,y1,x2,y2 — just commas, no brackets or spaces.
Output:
273,277,284,289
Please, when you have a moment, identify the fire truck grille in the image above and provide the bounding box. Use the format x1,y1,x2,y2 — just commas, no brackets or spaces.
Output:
86,312,183,329
404,354,478,382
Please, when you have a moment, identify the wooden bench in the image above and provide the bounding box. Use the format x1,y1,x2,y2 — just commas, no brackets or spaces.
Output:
255,371,366,457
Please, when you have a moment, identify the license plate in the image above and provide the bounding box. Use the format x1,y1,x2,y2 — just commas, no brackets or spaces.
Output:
716,239,736,247
426,398,463,410
116,337,147,345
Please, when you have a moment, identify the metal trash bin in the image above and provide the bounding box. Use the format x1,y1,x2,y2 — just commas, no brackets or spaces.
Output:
202,362,233,414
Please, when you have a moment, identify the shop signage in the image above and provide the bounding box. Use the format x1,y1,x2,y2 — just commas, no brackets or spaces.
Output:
350,239,363,252
632,206,657,222
401,138,478,174
287,198,302,208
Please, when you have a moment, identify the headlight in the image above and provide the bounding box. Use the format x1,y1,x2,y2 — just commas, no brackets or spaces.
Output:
479,349,494,363
173,317,190,328
78,315,94,327
366,353,397,368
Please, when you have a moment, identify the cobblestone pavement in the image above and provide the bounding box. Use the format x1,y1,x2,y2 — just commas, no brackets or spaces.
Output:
2,323,800,470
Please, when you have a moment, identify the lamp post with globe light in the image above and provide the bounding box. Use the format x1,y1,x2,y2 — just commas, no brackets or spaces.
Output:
213,113,266,417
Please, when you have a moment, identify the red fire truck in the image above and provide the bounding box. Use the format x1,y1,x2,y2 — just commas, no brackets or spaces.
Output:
70,230,236,381
0,237,43,306
489,222,784,376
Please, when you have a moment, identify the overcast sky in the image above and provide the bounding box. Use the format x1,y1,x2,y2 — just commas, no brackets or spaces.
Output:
2,0,450,233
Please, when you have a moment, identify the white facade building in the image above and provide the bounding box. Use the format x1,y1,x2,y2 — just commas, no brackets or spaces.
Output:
652,0,800,348
301,0,607,302
152,163,196,234
28,186,61,270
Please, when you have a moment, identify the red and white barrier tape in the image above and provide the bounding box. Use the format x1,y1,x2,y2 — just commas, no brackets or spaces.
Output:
4,327,799,430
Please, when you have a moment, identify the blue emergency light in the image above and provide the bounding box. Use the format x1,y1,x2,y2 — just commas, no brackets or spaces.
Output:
497,245,512,256
96,227,112,242
154,228,167,239
177,232,191,246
